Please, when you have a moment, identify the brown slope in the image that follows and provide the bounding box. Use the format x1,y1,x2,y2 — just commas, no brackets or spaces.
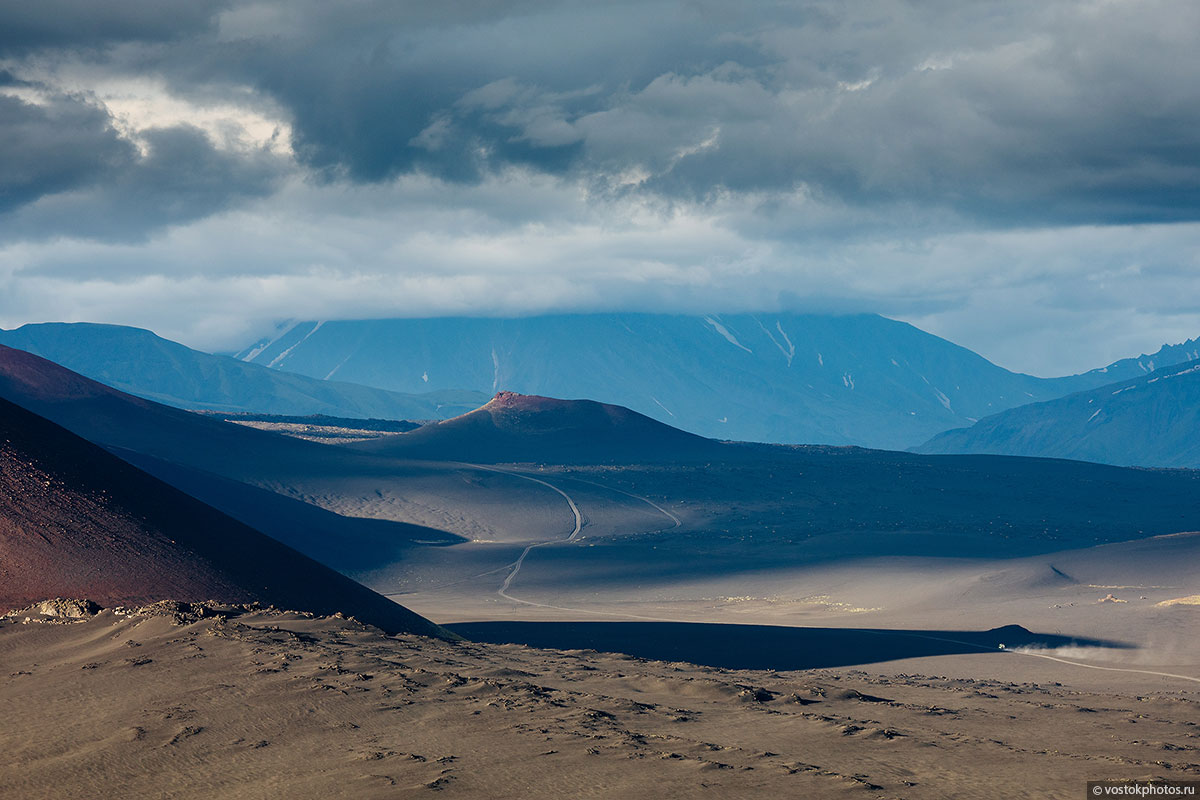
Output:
351,391,728,463
0,396,449,638
0,343,332,478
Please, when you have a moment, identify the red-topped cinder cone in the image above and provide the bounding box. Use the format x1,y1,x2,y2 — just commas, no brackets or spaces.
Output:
352,390,726,464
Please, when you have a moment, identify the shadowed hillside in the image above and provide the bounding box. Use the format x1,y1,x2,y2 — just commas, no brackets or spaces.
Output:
0,396,448,638
448,621,1129,671
0,343,335,477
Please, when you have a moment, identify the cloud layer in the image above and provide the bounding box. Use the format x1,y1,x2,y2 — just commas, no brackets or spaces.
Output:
1,0,1198,374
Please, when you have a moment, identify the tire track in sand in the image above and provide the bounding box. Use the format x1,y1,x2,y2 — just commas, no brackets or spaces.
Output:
459,464,582,605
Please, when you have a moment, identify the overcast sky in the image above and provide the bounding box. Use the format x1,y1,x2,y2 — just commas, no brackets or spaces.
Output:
2,0,1198,375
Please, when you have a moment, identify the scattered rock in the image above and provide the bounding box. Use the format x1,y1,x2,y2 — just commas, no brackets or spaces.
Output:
5,598,102,621
737,686,775,703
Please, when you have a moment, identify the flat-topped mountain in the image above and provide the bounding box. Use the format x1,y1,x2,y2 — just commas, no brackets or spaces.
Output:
0,396,447,637
236,314,1192,449
352,391,726,463
915,361,1200,467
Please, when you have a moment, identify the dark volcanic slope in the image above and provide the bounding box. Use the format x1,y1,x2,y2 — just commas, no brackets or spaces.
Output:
352,391,727,463
114,448,463,572
916,361,1200,467
0,396,447,637
0,343,333,478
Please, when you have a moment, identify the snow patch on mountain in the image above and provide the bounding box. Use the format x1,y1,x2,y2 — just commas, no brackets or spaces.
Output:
776,321,796,363
651,396,675,417
703,316,752,353
1147,364,1200,383
267,321,324,369
323,352,353,380
756,318,794,365
240,320,299,363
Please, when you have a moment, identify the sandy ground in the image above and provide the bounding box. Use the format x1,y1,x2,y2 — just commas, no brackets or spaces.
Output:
2,603,1198,800
395,548,1200,691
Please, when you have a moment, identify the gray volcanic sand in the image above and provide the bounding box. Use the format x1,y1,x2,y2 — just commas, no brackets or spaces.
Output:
3,604,1198,800
264,461,671,545
393,532,1200,685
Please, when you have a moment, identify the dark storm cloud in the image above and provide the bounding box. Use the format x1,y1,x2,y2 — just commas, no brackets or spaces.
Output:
0,87,281,242
2,123,283,243
171,0,1200,227
0,0,229,54
3,0,1200,234
170,1,761,184
0,92,136,213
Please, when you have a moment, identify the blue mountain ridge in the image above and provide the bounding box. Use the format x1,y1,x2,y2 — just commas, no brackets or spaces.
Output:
0,322,487,421
914,357,1200,467
235,313,1197,449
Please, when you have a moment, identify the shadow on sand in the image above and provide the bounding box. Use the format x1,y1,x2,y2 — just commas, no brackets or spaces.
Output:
448,621,1131,671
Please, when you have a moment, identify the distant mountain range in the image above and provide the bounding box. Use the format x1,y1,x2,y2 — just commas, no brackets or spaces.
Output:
4,316,1197,453
915,359,1200,468
235,314,1198,449
0,322,487,420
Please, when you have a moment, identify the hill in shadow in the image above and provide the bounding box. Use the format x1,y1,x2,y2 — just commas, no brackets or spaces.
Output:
115,449,464,573
0,321,486,419
0,343,331,478
0,395,449,638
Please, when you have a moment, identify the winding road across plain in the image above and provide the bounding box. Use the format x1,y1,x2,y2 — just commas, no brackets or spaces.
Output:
460,463,682,607
560,474,682,529
460,463,583,605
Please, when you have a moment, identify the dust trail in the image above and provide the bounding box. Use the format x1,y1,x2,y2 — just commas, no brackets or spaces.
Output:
1007,649,1200,683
